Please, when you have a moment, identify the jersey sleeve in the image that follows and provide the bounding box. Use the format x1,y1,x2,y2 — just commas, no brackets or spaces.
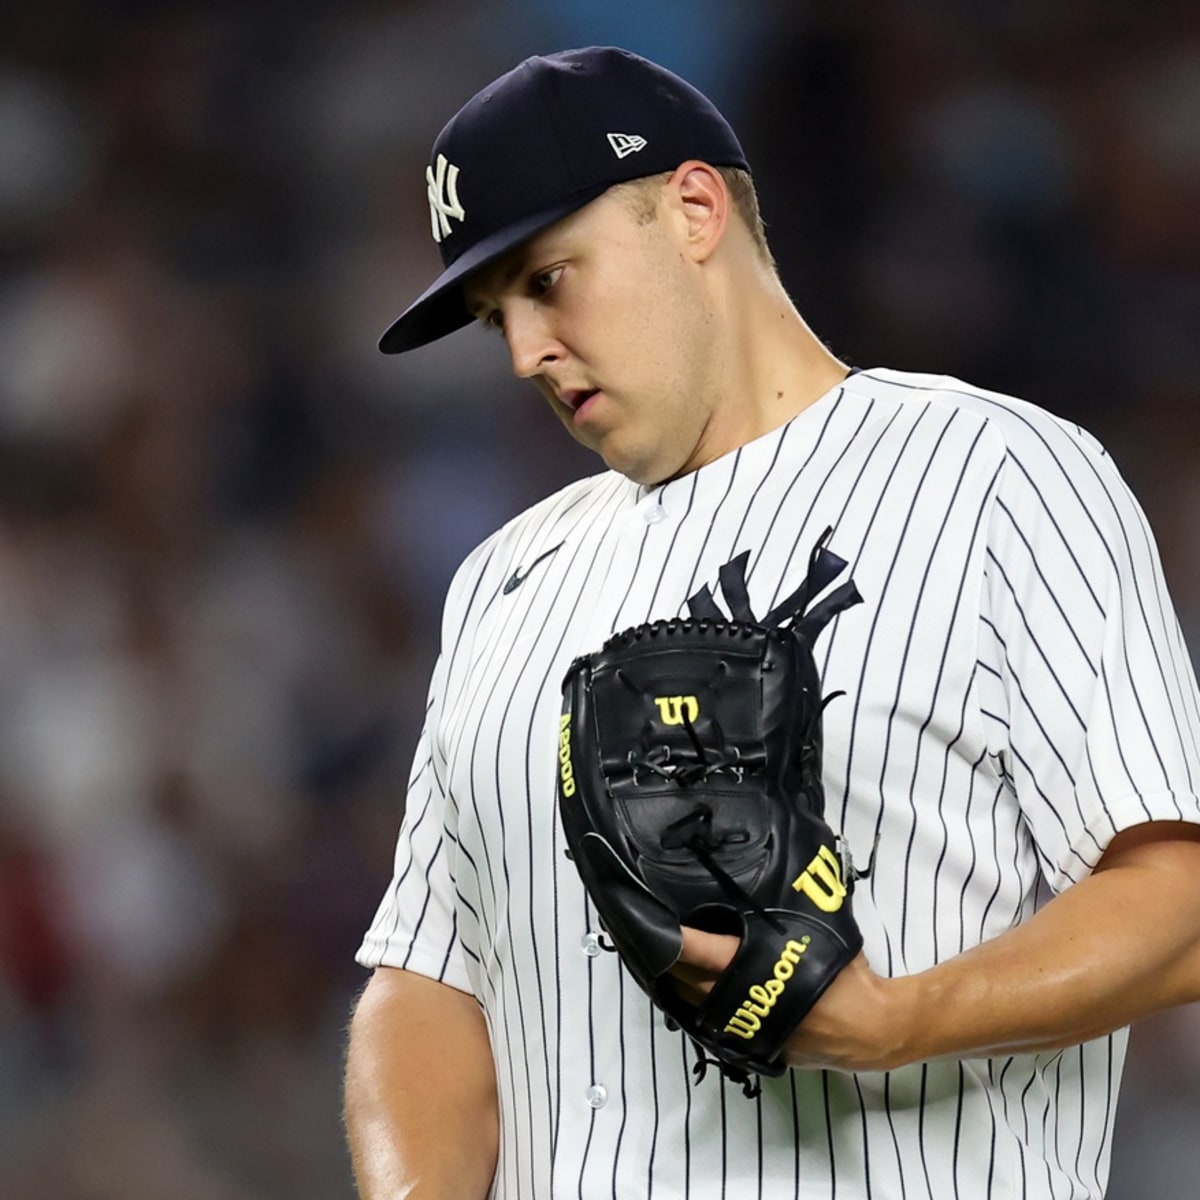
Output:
354,648,474,993
355,540,497,994
976,420,1200,893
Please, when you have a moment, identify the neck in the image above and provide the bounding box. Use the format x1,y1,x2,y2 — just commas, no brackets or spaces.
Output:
698,259,849,458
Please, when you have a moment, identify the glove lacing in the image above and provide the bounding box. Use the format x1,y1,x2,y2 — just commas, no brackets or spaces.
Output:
658,773,784,1100
621,667,747,788
690,1045,762,1098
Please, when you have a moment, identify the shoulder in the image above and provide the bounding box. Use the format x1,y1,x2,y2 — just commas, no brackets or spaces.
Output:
846,368,1107,461
846,367,1121,505
844,370,1156,587
852,375,1166,617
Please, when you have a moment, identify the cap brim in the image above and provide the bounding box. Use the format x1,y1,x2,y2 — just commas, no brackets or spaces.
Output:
378,184,612,354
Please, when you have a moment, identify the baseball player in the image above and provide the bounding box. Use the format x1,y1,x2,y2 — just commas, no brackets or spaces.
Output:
345,47,1200,1199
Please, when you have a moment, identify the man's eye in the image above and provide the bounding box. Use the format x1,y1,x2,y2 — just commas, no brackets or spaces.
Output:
532,267,562,295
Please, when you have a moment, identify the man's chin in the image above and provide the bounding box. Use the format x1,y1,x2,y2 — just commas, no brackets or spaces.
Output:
575,424,681,487
599,444,667,488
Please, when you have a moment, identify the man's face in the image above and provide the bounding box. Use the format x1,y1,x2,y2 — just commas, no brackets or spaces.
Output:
462,186,725,487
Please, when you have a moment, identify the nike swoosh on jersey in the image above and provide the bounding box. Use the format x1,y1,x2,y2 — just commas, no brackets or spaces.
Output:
502,541,565,594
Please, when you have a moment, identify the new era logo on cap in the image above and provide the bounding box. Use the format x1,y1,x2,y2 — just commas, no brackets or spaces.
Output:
607,132,647,159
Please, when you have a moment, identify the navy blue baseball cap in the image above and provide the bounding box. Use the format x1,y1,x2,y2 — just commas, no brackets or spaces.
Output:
379,46,749,354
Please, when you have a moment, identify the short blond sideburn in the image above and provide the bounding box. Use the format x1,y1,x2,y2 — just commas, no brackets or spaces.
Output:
611,167,776,269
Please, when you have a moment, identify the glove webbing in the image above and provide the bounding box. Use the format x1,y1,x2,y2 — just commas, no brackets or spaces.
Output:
686,525,861,639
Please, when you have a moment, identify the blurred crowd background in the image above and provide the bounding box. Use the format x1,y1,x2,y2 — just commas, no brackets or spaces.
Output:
0,1,1197,1196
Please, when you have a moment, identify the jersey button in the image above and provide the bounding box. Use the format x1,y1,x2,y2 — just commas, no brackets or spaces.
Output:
643,503,666,524
581,932,603,957
585,1084,608,1108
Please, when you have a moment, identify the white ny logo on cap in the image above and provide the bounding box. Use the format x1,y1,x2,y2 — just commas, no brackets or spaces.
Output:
426,154,466,242
607,132,647,159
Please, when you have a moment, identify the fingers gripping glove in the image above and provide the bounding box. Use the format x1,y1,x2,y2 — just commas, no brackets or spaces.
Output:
557,529,866,1095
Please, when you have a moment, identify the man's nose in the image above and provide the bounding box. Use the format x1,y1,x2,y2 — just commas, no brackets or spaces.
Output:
505,304,563,378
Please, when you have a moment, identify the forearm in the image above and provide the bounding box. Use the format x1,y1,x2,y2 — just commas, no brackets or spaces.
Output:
887,824,1200,1063
345,966,499,1200
785,821,1200,1071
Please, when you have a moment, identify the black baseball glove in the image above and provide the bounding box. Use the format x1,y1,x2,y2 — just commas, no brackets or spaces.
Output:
557,529,866,1094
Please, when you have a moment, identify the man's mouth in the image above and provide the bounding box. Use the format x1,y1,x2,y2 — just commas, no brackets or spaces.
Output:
561,388,599,416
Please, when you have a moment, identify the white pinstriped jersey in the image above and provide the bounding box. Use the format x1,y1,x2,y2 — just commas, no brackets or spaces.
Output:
358,367,1200,1199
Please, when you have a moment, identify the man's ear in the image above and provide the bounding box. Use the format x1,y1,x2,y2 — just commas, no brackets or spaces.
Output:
668,161,730,264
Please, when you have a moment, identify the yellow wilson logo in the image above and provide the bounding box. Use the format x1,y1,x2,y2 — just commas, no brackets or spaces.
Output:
790,844,848,912
723,937,811,1040
559,713,576,797
653,695,700,725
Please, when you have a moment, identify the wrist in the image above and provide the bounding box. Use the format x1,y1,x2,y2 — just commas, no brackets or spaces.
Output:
781,955,926,1074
